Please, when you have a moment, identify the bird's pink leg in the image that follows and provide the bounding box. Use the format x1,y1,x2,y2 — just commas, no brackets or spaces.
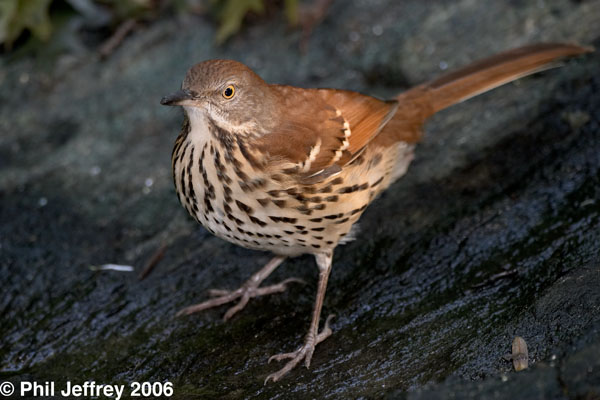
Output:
177,256,303,320
265,252,335,383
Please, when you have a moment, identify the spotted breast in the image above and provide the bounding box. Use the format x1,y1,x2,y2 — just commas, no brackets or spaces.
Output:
171,104,413,257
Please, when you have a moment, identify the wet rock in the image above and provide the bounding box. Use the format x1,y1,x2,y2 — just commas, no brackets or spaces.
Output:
1,0,599,399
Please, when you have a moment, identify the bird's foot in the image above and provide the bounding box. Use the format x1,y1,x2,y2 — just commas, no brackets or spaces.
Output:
176,277,305,320
264,314,335,384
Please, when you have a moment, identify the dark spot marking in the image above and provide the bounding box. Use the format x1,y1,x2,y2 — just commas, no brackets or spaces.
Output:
234,168,249,181
249,216,267,227
311,227,325,232
352,155,365,165
284,230,294,235
310,218,323,223
343,183,368,193
295,225,305,230
273,200,286,208
235,200,253,215
186,145,195,198
312,244,321,248
331,177,343,185
294,194,308,203
236,137,261,169
325,195,338,202
324,213,343,220
313,236,323,240
257,198,270,207
239,181,250,193
206,183,216,200
326,240,334,245
227,213,244,225
335,217,350,224
296,205,313,215
223,186,233,202
178,140,190,166
371,176,384,188
369,153,382,168
318,185,333,193
203,195,214,213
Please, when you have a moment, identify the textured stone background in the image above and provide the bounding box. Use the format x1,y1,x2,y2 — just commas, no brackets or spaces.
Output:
1,0,600,398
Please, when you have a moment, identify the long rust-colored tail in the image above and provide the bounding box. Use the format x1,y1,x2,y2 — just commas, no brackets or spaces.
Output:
423,43,592,115
384,43,593,144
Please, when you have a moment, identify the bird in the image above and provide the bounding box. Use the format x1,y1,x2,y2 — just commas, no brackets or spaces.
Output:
161,43,591,382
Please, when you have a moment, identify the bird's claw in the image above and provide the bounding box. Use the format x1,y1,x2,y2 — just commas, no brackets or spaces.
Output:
176,277,305,319
264,314,335,384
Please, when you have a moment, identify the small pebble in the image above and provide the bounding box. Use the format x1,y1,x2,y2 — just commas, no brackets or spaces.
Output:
38,197,48,207
562,110,590,130
580,199,595,207
512,336,528,371
439,61,448,70
90,264,134,272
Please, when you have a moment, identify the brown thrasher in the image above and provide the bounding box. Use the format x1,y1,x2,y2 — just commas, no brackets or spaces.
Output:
161,43,590,382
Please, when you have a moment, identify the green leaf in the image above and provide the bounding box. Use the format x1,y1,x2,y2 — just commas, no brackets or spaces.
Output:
214,0,265,44
0,0,53,50
283,0,297,26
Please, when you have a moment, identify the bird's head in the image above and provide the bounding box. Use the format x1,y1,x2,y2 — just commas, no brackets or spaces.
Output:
161,59,276,135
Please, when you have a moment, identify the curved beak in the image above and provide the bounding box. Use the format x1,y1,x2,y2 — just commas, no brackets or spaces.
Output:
160,89,195,106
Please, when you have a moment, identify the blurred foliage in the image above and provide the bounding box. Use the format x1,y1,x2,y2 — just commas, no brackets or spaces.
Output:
95,0,162,21
0,0,300,51
0,0,53,50
212,0,298,44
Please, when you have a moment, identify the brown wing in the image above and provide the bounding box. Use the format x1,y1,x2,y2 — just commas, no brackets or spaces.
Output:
255,85,398,182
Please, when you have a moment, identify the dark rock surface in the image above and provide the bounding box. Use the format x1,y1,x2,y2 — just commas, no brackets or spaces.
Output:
1,1,600,398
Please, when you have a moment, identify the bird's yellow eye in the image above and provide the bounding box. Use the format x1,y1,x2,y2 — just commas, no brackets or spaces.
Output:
223,85,235,99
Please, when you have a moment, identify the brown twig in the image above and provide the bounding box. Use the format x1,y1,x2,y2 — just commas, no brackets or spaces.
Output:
99,18,138,58
299,0,334,53
138,242,167,281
